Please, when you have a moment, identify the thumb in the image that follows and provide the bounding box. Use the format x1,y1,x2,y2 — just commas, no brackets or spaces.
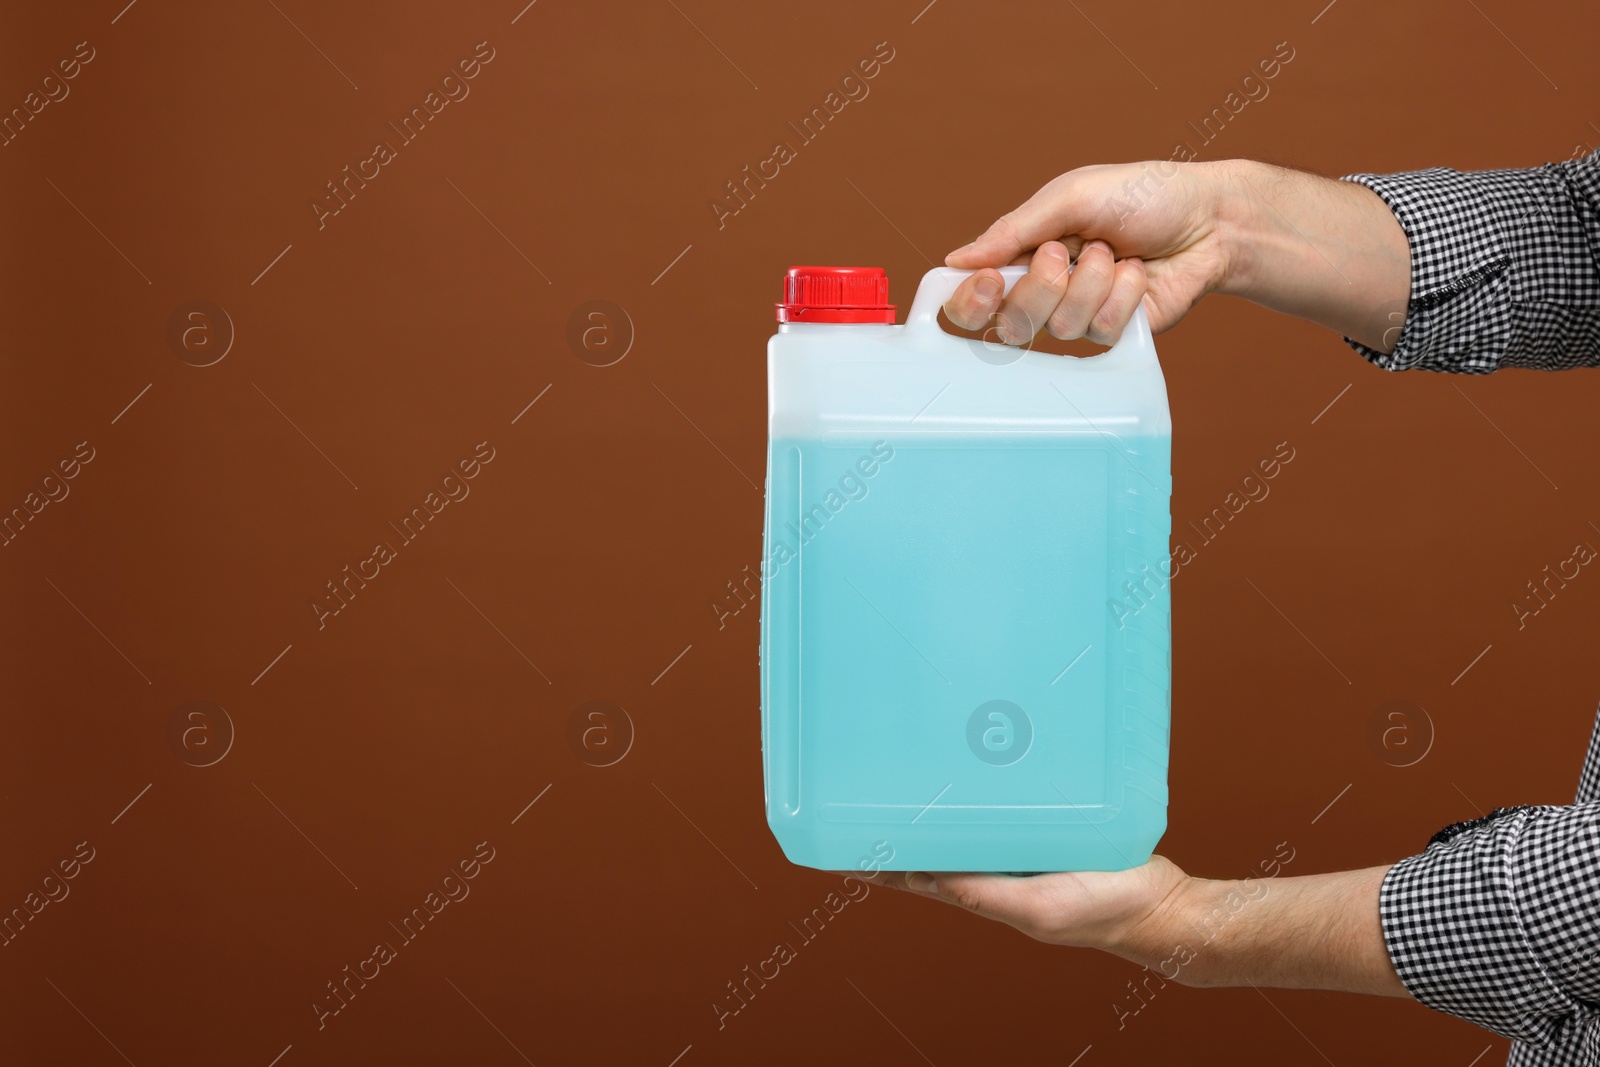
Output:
945,172,1099,268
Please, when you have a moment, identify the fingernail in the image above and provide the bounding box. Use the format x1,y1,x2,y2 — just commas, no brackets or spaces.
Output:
947,241,977,260
974,276,1001,303
906,872,938,893
1085,239,1112,256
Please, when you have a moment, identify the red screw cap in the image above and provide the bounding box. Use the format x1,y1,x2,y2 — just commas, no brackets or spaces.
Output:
776,266,895,324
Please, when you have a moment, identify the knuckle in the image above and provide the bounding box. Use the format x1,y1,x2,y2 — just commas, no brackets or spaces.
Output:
945,302,979,331
1089,272,1143,341
1041,171,1078,204
1046,305,1085,340
1090,308,1124,342
990,213,1024,247
1073,251,1114,286
1002,309,1037,343
946,285,992,330
1036,259,1072,293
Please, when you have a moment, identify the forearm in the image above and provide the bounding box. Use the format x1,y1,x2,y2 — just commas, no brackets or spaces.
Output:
1120,864,1409,997
1213,159,1411,353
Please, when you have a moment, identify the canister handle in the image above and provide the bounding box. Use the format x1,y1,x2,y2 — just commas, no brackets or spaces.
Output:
903,265,1157,367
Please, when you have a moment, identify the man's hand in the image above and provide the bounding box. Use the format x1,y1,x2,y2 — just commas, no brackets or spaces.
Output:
943,158,1411,353
875,858,1410,997
879,857,1190,956
943,162,1240,344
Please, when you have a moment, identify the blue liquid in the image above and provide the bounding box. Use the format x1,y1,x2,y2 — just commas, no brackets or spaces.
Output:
760,435,1172,872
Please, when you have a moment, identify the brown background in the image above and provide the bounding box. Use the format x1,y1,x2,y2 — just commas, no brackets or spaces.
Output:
3,1,1598,1064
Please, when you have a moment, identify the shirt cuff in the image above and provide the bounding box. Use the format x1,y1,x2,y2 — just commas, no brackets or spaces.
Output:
1381,804,1598,1047
1339,167,1515,374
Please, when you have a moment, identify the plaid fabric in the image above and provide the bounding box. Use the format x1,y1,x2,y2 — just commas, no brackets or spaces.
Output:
1338,152,1600,1064
1341,150,1600,373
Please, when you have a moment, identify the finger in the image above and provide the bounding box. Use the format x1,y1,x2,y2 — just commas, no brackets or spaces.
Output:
1001,247,1066,265
943,268,1006,331
946,172,1094,268
994,242,1072,345
1044,240,1116,340
1060,235,1086,260
1085,258,1148,346
942,249,1078,332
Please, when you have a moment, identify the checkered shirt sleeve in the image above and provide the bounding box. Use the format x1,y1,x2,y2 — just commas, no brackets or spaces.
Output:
1376,713,1600,1065
1339,150,1600,373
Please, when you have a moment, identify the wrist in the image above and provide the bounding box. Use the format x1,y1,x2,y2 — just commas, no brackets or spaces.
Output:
1106,871,1218,977
1109,873,1274,988
1112,866,1408,996
1202,158,1267,301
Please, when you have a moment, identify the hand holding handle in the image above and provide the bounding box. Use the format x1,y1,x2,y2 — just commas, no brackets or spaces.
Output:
902,265,1156,367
